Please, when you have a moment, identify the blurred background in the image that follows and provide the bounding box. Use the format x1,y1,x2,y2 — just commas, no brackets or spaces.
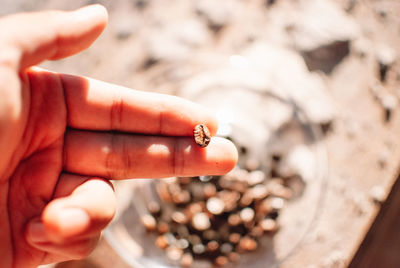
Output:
2,0,400,267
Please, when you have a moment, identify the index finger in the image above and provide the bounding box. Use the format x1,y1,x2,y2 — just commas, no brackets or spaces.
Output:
59,72,218,136
0,5,108,70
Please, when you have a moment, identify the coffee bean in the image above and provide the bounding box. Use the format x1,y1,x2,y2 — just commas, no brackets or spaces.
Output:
180,252,193,267
194,124,211,147
155,235,169,249
192,212,211,231
141,142,304,266
237,236,258,252
214,255,229,266
140,214,157,231
166,246,183,261
206,197,225,215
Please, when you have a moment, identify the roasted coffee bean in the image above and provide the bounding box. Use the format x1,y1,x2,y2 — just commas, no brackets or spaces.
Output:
220,243,234,255
155,235,169,249
206,197,225,215
172,190,191,204
181,252,193,267
192,212,211,231
237,236,258,252
140,214,157,231
260,218,279,232
202,229,219,241
188,234,202,245
156,183,172,202
203,183,217,198
206,240,219,252
228,233,241,244
171,211,188,224
192,243,206,255
245,157,260,171
147,201,161,215
214,255,229,267
194,124,211,147
141,144,303,266
228,252,240,263
219,190,240,212
176,238,190,249
157,221,169,234
248,170,266,185
227,213,241,226
186,202,204,219
249,226,264,237
249,184,269,200
166,246,183,261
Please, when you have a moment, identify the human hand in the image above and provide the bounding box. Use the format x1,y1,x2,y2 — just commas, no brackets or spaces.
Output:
0,5,237,268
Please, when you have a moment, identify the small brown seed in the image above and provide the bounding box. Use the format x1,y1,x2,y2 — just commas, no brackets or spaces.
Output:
245,157,260,171
155,235,169,249
203,229,219,241
140,214,157,231
220,243,234,254
192,243,206,255
188,234,202,245
214,256,229,267
228,252,240,263
181,253,193,267
248,170,266,185
156,183,172,202
206,197,225,215
203,183,217,198
194,124,211,147
192,212,211,231
249,226,264,237
227,213,241,226
172,211,188,224
240,207,255,223
249,184,269,200
238,236,258,252
228,233,241,244
157,221,169,234
147,201,161,215
172,190,191,204
260,218,279,232
166,246,183,261
206,240,219,252
186,202,204,219
176,238,189,249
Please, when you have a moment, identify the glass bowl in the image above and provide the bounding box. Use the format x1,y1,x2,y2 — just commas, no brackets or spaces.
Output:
104,85,328,268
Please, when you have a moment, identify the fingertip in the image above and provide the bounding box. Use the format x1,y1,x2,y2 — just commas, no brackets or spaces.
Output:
206,111,219,137
26,218,49,244
42,203,91,241
50,4,109,61
74,4,108,26
206,137,238,174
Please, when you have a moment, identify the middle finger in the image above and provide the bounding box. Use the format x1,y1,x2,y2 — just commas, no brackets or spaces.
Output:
63,130,237,179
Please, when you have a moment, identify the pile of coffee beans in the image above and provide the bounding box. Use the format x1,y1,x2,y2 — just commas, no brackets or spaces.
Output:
140,155,302,267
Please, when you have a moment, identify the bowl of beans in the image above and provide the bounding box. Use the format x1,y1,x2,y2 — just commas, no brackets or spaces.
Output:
105,85,328,268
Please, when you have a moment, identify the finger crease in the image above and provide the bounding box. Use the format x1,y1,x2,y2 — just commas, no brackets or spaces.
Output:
105,133,117,179
172,138,183,176
110,96,124,130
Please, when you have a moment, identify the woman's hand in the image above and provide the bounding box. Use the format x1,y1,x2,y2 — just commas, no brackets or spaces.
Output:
0,5,237,267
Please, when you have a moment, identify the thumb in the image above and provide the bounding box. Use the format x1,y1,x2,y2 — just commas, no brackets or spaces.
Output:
0,4,108,70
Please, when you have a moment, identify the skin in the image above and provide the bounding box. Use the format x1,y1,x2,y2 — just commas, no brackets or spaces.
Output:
0,5,238,268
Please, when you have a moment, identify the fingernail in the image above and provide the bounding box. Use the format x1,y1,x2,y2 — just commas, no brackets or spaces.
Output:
57,208,90,237
28,220,48,243
75,4,108,20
